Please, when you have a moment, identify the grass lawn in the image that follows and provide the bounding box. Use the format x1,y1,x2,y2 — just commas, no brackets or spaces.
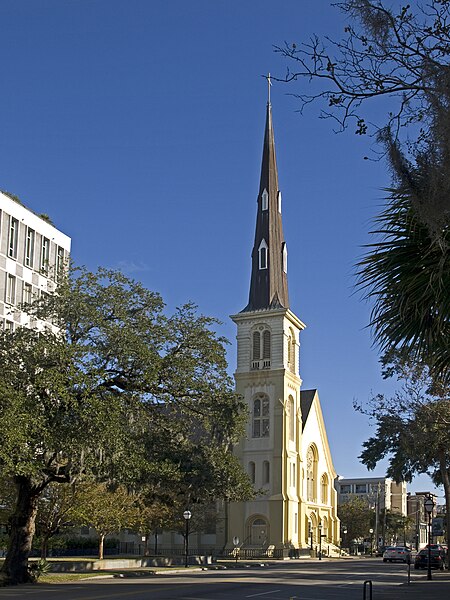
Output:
39,572,116,583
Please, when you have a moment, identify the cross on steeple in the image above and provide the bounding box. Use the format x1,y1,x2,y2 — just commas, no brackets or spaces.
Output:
266,73,272,104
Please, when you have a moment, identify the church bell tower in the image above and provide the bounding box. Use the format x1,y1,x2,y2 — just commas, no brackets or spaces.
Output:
228,94,307,552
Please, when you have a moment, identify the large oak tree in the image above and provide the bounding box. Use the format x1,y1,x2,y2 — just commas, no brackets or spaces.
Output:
0,267,251,585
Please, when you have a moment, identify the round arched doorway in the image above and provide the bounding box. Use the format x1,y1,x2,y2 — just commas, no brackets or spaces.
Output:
247,515,269,546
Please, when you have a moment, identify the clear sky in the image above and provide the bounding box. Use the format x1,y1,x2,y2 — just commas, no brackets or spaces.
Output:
0,0,441,498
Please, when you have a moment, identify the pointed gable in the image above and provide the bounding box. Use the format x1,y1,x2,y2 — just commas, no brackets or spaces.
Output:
300,389,316,431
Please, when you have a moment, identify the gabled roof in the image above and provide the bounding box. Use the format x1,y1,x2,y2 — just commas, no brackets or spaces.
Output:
300,389,317,430
242,102,289,312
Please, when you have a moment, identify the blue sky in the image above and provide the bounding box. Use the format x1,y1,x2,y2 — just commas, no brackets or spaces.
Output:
0,0,440,497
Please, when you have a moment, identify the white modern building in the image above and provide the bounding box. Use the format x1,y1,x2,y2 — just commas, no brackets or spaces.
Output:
0,190,71,330
336,476,407,516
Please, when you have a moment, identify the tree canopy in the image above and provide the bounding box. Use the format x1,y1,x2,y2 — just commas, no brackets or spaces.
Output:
356,349,450,544
338,496,373,545
0,266,252,584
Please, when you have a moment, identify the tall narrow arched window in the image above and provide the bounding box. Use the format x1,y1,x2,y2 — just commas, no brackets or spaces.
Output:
287,328,296,373
252,394,270,438
259,239,268,269
322,516,329,542
305,517,311,544
321,473,329,505
288,396,295,441
277,190,282,213
307,446,318,502
282,242,288,274
253,331,261,361
249,461,256,484
262,330,271,367
263,461,270,485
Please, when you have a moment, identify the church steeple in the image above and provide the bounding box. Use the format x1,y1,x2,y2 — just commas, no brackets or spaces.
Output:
244,98,289,312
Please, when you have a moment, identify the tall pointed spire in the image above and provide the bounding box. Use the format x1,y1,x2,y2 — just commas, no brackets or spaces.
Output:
244,97,289,312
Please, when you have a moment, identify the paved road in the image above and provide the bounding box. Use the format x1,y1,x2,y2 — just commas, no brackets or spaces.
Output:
0,558,435,600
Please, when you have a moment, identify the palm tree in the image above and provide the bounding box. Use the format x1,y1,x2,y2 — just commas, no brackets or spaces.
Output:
357,178,450,383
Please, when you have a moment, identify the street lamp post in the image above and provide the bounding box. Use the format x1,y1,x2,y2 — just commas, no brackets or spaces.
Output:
369,528,374,556
318,521,323,560
183,510,192,568
424,496,434,581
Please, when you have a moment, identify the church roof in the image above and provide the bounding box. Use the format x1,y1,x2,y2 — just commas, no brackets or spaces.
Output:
242,101,289,312
300,389,317,430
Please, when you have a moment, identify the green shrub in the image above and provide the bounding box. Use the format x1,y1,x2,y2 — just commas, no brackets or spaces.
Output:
28,559,51,581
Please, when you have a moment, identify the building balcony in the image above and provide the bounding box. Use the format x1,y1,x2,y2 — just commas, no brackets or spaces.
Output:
251,359,271,370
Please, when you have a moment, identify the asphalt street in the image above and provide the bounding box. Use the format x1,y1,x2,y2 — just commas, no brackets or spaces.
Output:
0,558,441,600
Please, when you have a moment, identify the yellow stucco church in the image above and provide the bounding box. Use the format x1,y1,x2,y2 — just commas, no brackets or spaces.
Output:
226,97,340,558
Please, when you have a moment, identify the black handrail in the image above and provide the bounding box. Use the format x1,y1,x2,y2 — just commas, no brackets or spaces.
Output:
363,580,373,600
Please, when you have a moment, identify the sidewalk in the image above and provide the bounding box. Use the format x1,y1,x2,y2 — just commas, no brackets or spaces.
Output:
374,570,450,599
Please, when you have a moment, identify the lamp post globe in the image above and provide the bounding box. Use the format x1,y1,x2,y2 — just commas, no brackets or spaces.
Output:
183,510,192,568
369,528,374,556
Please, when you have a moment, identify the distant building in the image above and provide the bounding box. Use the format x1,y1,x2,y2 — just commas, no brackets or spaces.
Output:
407,492,438,549
336,477,407,516
0,190,71,330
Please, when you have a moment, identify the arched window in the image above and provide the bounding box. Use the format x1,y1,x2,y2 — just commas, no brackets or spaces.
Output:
287,329,296,373
261,188,268,211
277,190,282,213
307,446,318,502
252,394,270,438
282,242,287,274
263,461,270,485
321,473,329,505
288,396,295,441
249,461,256,484
251,326,271,370
305,517,311,544
259,239,268,269
262,330,271,368
253,331,261,361
322,516,329,542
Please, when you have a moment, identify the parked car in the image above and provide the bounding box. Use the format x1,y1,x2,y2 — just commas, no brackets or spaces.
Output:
375,545,387,557
414,548,446,570
382,546,411,563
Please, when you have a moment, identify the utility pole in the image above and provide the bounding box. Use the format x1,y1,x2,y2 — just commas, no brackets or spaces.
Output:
374,483,380,553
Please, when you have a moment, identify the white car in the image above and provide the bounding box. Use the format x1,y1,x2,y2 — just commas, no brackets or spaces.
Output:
382,546,411,563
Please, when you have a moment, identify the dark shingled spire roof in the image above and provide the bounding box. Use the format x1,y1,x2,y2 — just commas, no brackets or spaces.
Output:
243,101,289,312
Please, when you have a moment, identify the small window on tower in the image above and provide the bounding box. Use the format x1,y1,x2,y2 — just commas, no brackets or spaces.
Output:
263,461,270,484
261,189,268,211
282,243,288,274
258,239,268,270
249,461,256,484
277,190,282,213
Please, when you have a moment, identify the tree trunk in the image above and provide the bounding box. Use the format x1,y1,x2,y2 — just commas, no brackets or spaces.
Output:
0,476,40,585
98,533,105,560
40,535,49,560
